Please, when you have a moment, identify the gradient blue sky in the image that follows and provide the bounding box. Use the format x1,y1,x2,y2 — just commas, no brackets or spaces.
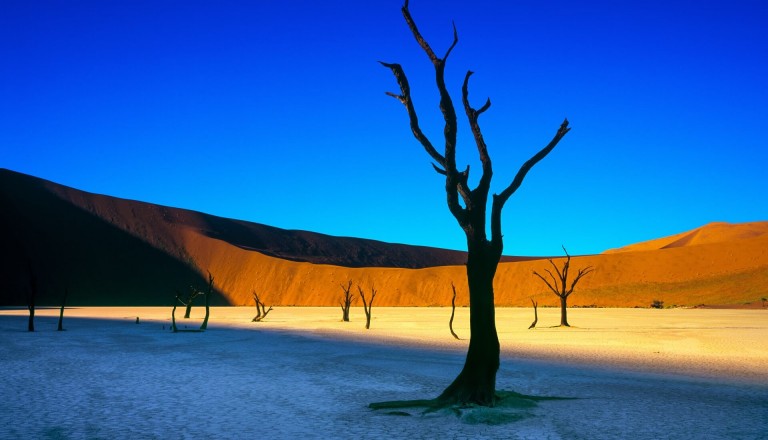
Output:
2,0,766,256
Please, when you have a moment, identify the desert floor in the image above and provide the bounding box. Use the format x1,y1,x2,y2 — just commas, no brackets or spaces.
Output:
1,306,766,439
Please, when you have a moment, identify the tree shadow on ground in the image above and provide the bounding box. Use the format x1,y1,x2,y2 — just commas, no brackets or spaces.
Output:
370,390,578,425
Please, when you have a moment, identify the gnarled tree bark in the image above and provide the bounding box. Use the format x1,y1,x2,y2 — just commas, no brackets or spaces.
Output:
381,0,569,406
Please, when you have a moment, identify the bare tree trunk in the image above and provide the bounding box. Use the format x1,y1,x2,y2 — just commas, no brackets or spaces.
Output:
171,298,178,333
449,282,460,339
200,272,213,331
27,302,35,332
528,298,538,329
438,247,499,405
57,288,68,331
26,264,36,332
560,296,569,327
339,280,354,322
358,285,376,330
184,303,193,319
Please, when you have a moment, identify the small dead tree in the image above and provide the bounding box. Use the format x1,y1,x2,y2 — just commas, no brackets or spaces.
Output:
251,290,273,322
26,263,37,332
171,294,179,333
761,297,767,308
339,280,355,322
178,285,204,319
358,285,377,330
533,246,594,327
57,288,68,331
528,298,538,329
199,272,213,331
449,282,460,339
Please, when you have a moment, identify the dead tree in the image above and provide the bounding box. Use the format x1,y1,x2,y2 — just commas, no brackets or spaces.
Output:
199,272,213,331
533,247,594,327
57,288,68,331
339,280,355,322
171,294,179,333
358,285,377,330
449,282,460,339
26,263,37,332
528,298,538,329
379,1,569,405
251,290,273,322
178,286,204,319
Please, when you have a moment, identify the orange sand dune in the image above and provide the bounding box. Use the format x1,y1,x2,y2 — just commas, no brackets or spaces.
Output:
604,221,768,253
183,225,768,307
2,169,766,308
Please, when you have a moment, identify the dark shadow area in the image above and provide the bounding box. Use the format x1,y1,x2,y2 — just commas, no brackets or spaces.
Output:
0,170,225,306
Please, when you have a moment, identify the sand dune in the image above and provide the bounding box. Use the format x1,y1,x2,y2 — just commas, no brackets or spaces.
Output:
2,168,766,308
603,221,768,253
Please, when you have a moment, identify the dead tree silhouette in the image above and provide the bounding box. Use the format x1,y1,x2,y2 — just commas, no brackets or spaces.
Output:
358,285,376,330
178,285,204,319
26,263,37,332
199,272,213,331
377,1,569,406
528,298,538,329
251,290,273,322
339,280,355,322
57,288,68,331
449,282,460,339
533,247,594,327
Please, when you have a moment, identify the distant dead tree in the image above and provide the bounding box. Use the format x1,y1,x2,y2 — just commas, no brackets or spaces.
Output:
377,0,570,406
358,285,377,330
533,247,594,327
57,287,68,331
26,263,37,332
171,294,179,333
449,282,460,339
528,298,538,329
199,272,213,331
339,280,355,322
251,290,273,322
761,297,767,308
178,285,204,319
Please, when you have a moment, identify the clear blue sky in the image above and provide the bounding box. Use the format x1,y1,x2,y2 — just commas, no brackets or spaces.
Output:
2,0,766,256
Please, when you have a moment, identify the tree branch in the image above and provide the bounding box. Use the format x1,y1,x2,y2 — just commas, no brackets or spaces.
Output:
533,270,559,296
386,2,470,226
380,62,446,170
462,70,493,196
568,266,595,295
490,118,570,246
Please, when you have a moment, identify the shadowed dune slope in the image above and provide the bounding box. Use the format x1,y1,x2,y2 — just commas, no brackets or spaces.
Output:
2,169,766,307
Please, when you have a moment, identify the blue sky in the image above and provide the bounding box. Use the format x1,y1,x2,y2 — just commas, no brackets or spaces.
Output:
2,0,767,256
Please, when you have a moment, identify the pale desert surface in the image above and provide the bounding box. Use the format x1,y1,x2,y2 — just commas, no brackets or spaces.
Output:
2,306,767,439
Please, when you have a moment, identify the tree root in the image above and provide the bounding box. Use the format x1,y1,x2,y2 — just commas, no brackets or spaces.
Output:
369,390,577,422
